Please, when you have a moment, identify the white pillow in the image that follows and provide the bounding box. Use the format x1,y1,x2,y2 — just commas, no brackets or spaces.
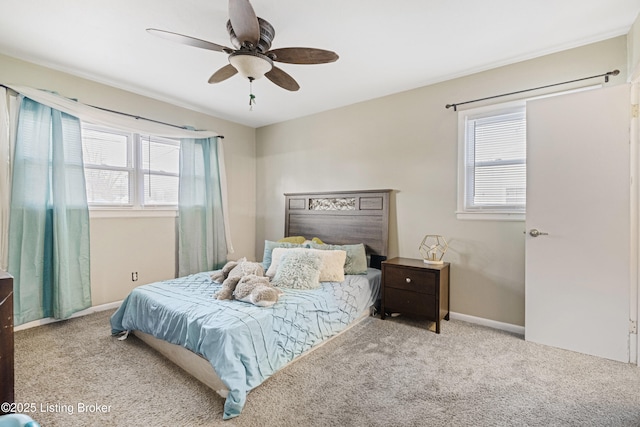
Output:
271,251,322,290
267,247,347,282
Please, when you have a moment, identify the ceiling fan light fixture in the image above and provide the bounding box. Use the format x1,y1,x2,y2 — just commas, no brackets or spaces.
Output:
228,51,273,80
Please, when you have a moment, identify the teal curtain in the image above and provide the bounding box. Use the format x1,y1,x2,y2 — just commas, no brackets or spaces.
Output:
8,97,91,325
178,136,227,276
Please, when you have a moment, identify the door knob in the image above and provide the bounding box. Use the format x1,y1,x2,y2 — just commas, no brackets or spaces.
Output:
529,229,549,237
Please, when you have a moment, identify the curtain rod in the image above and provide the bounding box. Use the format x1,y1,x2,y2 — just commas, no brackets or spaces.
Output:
0,83,224,138
445,69,620,111
85,104,224,138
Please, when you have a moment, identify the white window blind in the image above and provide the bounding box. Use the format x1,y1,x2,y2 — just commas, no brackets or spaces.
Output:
81,123,180,208
140,135,180,206
457,102,526,220
81,125,132,205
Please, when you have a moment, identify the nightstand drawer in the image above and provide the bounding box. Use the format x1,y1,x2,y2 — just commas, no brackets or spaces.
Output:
384,265,436,295
384,288,436,318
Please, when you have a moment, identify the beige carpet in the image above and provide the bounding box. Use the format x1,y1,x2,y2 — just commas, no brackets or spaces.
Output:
13,309,640,426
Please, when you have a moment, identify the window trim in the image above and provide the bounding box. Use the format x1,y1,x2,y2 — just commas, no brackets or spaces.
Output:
89,208,178,219
81,123,180,213
81,124,134,209
456,100,526,221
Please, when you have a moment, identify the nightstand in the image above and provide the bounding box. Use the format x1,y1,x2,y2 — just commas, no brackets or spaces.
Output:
380,257,450,333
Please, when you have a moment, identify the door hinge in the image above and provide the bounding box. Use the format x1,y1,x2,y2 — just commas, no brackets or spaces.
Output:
632,104,639,119
630,320,638,334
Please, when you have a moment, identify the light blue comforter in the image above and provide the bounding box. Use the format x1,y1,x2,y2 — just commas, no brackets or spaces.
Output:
110,268,380,419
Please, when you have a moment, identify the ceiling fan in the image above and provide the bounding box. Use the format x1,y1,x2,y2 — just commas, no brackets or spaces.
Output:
147,0,339,93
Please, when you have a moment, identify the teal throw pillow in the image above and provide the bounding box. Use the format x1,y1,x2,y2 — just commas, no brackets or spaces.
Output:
262,240,304,270
309,242,368,275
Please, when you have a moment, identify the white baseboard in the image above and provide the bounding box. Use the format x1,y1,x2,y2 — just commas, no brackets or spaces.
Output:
14,301,122,332
449,311,525,336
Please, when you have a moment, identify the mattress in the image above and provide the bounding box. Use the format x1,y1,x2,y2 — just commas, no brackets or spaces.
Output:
110,268,381,419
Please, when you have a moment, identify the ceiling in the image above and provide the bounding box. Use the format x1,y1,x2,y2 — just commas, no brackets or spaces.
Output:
0,1,638,128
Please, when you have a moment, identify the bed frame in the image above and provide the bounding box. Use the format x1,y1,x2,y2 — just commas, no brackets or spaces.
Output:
133,189,391,399
285,189,390,267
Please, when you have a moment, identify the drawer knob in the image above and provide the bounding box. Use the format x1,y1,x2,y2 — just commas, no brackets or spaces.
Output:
405,277,411,283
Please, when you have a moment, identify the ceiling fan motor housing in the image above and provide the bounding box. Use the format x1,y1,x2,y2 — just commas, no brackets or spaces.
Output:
227,17,275,53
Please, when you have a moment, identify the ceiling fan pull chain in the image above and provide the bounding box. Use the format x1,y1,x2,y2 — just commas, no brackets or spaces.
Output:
249,77,256,111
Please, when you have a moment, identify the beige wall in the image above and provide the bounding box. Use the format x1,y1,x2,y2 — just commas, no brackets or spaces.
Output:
255,36,628,327
629,13,640,80
0,54,257,305
0,35,631,324
89,216,176,304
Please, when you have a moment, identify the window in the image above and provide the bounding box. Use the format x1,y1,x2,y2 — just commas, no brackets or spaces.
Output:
80,123,180,209
457,101,526,221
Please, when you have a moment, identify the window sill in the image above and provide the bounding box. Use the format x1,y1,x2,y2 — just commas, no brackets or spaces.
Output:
89,208,178,219
456,211,525,221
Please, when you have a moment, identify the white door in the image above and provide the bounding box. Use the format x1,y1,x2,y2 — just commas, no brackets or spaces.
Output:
525,84,631,362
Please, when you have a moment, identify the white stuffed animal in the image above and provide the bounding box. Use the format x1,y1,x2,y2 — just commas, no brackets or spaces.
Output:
233,274,283,307
212,258,281,307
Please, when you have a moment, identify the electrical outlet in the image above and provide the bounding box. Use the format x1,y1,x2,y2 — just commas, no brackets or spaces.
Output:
132,272,138,282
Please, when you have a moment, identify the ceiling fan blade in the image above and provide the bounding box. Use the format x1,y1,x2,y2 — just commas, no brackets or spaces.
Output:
147,28,231,53
267,47,339,64
208,64,238,84
228,0,260,47
265,66,300,91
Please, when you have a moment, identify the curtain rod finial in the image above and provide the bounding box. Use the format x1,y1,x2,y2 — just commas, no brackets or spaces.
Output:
605,69,620,83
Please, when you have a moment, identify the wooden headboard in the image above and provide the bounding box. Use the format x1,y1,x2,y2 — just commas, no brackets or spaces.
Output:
284,189,391,266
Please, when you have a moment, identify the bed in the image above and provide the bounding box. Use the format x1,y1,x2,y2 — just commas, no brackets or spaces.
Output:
110,189,391,419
